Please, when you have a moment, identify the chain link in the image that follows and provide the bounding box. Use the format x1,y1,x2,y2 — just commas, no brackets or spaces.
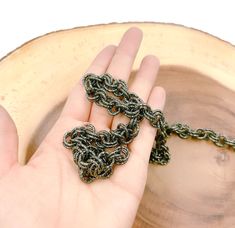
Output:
63,73,235,183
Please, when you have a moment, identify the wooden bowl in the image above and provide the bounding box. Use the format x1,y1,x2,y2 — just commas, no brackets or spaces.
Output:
1,22,235,227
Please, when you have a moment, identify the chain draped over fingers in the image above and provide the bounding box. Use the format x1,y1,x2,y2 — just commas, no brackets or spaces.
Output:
89,27,143,131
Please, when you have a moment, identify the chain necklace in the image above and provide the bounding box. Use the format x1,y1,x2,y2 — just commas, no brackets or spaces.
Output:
63,73,235,183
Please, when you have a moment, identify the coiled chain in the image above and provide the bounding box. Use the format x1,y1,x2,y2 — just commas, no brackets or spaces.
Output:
63,73,235,183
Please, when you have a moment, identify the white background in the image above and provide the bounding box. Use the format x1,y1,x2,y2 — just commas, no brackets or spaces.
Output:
0,0,234,59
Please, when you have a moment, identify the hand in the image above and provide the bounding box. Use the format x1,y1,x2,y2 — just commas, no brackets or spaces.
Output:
0,27,166,228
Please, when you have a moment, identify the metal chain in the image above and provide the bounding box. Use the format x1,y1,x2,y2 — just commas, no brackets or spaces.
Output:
63,73,235,183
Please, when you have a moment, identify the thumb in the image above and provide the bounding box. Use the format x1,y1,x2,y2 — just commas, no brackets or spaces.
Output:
0,105,18,177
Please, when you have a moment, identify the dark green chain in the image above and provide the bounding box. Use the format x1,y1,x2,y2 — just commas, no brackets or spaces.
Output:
63,73,235,183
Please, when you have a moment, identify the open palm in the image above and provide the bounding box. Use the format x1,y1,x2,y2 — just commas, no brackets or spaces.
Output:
0,27,166,228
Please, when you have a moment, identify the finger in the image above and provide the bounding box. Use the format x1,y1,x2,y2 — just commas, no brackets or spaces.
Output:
0,105,18,177
107,87,166,199
89,27,143,131
111,55,160,130
60,45,116,121
129,86,166,164
106,55,161,195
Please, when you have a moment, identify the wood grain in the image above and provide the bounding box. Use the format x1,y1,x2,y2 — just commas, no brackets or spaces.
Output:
1,22,235,227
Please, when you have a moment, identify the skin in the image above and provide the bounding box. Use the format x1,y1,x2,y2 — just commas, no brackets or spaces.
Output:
0,27,166,228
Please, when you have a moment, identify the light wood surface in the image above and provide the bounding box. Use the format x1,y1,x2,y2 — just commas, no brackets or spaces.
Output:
1,22,235,227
